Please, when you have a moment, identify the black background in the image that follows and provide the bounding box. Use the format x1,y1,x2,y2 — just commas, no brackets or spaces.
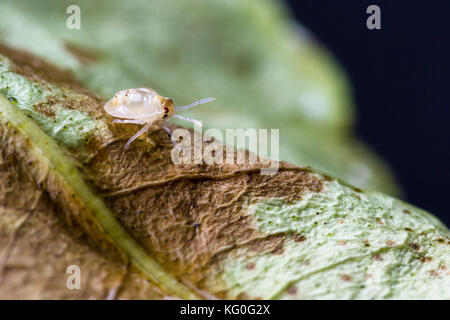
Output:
285,0,450,226
1,300,439,318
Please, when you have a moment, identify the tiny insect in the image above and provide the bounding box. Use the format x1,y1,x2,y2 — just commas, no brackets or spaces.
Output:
104,88,215,149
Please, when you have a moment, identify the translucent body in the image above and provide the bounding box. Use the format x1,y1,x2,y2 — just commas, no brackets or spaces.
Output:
104,87,174,122
104,87,215,148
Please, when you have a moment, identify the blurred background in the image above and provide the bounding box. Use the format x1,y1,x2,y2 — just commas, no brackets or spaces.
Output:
0,0,448,225
285,0,450,226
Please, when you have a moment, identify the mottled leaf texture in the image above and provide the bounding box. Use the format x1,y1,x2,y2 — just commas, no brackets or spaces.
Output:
0,44,448,300
0,0,400,195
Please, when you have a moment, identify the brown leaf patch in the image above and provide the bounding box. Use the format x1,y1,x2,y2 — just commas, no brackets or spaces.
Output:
0,47,325,297
0,130,164,299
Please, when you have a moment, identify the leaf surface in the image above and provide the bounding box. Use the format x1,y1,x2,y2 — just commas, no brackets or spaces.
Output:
0,48,448,299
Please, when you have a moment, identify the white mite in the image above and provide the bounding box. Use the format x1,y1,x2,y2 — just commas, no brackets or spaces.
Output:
104,88,215,149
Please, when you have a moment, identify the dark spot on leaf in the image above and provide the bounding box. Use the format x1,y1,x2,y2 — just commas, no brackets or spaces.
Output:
7,96,17,104
32,101,57,118
287,286,298,295
403,209,411,214
245,262,255,270
271,245,284,255
236,292,250,300
419,256,432,263
292,234,306,242
372,254,383,261
340,274,352,282
408,243,420,251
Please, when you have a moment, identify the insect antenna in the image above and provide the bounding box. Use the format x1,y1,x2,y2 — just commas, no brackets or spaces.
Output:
175,97,216,112
172,114,202,127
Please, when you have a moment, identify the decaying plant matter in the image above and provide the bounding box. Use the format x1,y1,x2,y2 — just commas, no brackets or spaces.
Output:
0,0,401,195
0,46,448,299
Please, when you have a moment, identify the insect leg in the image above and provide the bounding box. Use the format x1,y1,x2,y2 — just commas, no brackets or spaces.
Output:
172,114,202,127
175,97,215,112
160,120,184,153
124,122,153,149
159,120,174,136
113,119,146,124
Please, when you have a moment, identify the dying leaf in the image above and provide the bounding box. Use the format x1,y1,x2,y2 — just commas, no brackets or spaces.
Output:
0,0,400,195
0,46,448,300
